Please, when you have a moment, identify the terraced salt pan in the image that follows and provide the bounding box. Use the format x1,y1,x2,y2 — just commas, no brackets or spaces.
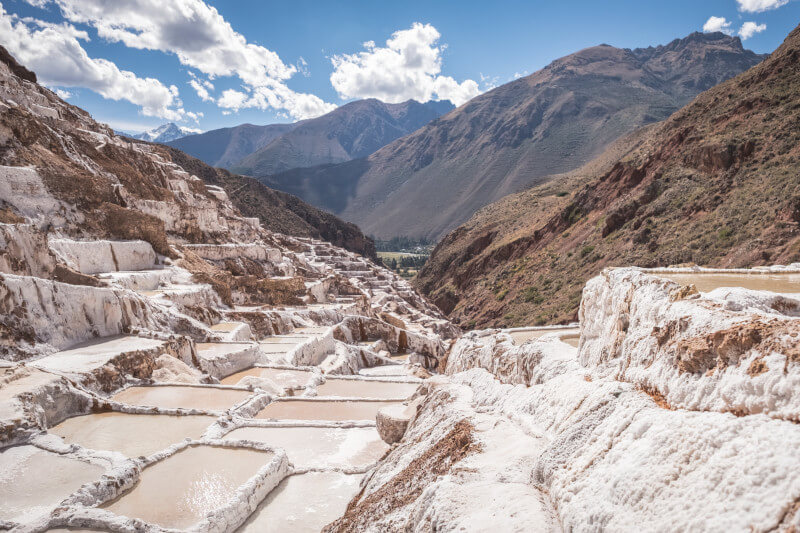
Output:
358,365,409,377
507,327,580,345
221,366,314,387
51,412,214,457
0,445,104,523
237,471,362,533
655,271,800,293
225,426,388,469
31,336,165,374
112,386,252,411
316,378,419,399
255,399,401,421
103,445,273,530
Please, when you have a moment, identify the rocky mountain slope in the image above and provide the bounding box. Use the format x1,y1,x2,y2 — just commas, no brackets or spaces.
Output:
232,98,453,177
416,23,800,328
166,122,295,168
131,122,202,143
265,32,763,240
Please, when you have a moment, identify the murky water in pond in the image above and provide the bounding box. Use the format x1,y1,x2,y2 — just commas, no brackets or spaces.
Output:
112,386,252,411
316,379,418,399
255,400,400,421
103,445,272,530
221,367,314,387
209,322,241,332
225,426,388,468
0,445,103,522
51,413,214,457
562,336,580,348
656,272,800,293
236,472,362,533
509,328,580,344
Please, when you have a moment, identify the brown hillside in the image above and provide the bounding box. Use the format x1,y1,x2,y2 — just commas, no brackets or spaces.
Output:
416,24,800,329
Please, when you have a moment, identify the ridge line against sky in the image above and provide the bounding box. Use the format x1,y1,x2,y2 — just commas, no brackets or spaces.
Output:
1,0,797,133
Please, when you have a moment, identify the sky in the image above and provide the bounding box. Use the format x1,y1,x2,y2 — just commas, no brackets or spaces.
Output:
2,0,798,133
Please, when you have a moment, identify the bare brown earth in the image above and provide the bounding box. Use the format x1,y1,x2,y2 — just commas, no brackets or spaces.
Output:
416,24,800,329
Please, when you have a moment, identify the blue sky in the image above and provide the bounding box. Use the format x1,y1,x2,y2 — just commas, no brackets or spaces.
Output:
2,0,798,133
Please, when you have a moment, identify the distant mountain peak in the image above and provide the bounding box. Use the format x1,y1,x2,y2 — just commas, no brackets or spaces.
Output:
132,122,203,143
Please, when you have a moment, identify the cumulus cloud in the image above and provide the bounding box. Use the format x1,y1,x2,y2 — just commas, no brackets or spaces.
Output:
188,72,214,102
736,0,789,12
703,16,733,35
739,21,767,39
1,6,189,120
31,0,335,119
329,22,482,106
53,88,72,99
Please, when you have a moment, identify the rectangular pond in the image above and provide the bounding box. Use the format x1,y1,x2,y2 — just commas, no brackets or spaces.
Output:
509,328,580,345
236,471,361,533
255,400,401,421
111,386,252,411
221,367,314,388
655,272,800,293
315,378,418,399
103,445,273,530
51,412,215,457
225,426,388,469
0,445,104,523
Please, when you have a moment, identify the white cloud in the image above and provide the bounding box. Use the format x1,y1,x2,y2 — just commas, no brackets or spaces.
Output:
53,88,72,99
736,0,789,12
739,21,767,39
703,16,733,35
215,85,336,120
296,57,310,77
33,0,335,119
1,6,189,120
329,22,482,106
188,72,214,102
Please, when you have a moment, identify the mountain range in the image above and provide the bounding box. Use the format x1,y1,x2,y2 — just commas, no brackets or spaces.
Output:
131,122,202,143
415,24,800,328
259,32,764,240
166,98,453,175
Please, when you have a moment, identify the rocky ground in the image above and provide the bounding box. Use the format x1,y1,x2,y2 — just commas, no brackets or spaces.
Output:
2,44,800,533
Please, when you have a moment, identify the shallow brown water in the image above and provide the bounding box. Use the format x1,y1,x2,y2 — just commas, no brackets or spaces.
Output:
111,386,252,411
657,272,800,293
225,426,388,469
236,472,362,533
0,445,103,522
509,328,580,345
220,367,314,387
104,445,273,529
316,379,418,399
51,412,214,457
255,400,400,421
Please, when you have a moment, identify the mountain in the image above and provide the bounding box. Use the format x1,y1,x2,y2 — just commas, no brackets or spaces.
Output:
166,123,295,168
415,23,800,328
261,32,764,240
0,45,374,258
165,98,452,174
231,98,454,176
131,122,203,143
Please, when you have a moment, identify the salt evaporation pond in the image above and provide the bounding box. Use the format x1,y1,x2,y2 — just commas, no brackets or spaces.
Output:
221,367,314,387
562,335,580,348
112,385,252,411
256,399,401,421
509,328,580,345
316,378,418,399
225,426,388,468
656,272,800,293
237,471,362,533
51,413,214,457
103,445,273,529
0,445,103,523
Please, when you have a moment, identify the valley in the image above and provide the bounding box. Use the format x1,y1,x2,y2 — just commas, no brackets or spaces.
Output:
2,10,800,533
